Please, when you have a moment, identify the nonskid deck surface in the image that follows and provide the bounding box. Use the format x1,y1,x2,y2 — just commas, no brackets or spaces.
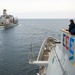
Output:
41,37,61,61
42,50,50,61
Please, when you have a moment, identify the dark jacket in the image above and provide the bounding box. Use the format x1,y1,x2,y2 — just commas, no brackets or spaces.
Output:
69,24,75,32
69,24,75,34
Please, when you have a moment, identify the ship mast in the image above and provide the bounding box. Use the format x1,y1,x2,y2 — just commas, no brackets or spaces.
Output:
3,9,7,16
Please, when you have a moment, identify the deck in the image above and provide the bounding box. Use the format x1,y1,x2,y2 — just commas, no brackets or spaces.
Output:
41,39,61,61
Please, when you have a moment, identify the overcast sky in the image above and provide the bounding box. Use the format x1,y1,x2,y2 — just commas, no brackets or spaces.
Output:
0,0,75,19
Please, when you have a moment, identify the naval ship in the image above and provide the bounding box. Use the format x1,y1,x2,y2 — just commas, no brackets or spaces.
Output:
29,29,75,75
0,9,18,28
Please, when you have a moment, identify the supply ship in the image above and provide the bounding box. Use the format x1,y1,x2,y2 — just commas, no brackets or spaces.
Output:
0,9,18,28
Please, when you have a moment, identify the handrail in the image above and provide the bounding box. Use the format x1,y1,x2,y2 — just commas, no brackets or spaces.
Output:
28,43,34,62
52,43,67,75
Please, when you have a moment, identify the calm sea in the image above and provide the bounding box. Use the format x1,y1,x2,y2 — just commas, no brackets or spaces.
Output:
0,19,69,75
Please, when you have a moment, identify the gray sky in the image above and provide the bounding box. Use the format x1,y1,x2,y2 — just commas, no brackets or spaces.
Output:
0,0,75,19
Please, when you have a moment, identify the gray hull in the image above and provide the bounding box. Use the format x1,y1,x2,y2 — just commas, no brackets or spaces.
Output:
4,23,18,28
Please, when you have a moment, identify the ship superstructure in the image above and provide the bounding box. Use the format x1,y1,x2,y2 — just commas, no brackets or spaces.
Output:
0,9,18,28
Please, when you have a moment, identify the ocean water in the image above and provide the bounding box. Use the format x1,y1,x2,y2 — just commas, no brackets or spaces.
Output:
0,19,69,75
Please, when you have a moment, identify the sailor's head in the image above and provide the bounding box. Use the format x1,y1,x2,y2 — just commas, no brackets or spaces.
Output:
70,19,74,24
70,19,74,23
70,19,73,22
3,9,7,12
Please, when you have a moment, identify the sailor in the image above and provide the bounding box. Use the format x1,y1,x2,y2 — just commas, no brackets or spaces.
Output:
69,19,75,34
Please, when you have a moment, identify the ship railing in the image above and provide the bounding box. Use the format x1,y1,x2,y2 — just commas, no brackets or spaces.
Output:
28,43,49,67
28,43,39,63
28,43,34,62
28,49,49,66
28,51,34,62
52,42,67,75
